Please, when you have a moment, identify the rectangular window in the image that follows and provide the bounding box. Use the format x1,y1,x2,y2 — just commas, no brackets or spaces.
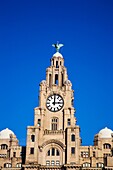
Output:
71,147,75,154
30,148,34,154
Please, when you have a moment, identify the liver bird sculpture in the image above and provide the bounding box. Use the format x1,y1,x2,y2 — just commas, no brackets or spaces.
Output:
52,42,64,52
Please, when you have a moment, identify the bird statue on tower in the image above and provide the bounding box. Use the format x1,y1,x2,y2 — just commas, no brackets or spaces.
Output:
52,42,64,52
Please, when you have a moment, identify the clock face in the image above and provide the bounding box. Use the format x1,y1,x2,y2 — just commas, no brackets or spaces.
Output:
46,94,64,112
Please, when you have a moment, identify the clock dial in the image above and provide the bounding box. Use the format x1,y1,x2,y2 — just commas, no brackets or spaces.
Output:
46,94,64,112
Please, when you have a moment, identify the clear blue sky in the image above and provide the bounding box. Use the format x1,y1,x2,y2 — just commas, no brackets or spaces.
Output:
0,0,113,146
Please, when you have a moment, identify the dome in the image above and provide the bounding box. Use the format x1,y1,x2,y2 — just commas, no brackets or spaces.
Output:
64,80,72,85
52,52,63,58
98,127,113,138
0,128,14,139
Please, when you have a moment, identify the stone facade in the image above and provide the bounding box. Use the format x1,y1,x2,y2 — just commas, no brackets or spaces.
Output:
0,47,113,170
0,128,24,170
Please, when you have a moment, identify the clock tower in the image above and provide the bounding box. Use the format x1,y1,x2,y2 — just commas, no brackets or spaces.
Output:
24,43,81,170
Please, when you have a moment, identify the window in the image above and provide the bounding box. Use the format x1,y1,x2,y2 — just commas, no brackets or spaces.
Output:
104,153,111,157
47,148,60,156
51,160,55,166
4,163,12,168
13,152,16,157
46,161,50,166
55,74,58,85
71,134,75,141
51,118,58,130
71,147,75,154
103,143,111,149
56,61,59,68
67,119,71,126
31,135,35,142
97,163,104,168
30,148,34,154
47,150,50,156
81,151,89,158
83,163,90,167
56,149,60,156
56,160,60,165
52,148,55,156
93,151,95,157
16,163,22,168
1,144,8,150
49,74,52,87
38,119,41,126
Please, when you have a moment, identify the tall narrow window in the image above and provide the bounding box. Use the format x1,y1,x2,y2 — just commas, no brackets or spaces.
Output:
93,151,95,157
56,61,59,68
56,149,60,156
71,147,75,154
13,152,16,157
47,150,50,156
71,134,75,141
52,148,55,156
51,118,58,130
62,73,64,86
38,119,41,126
49,74,52,87
55,74,58,85
67,119,71,126
31,135,35,142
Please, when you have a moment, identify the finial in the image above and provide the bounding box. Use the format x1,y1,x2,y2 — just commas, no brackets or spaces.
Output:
52,41,64,52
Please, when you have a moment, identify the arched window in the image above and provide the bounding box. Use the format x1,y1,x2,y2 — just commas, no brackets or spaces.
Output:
71,134,75,141
46,148,60,156
51,118,58,130
56,149,60,156
83,162,90,167
4,163,12,168
103,143,111,149
1,144,8,150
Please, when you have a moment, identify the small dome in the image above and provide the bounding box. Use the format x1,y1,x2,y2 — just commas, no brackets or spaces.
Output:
64,80,72,85
40,80,46,85
98,127,113,138
52,52,63,58
0,128,14,139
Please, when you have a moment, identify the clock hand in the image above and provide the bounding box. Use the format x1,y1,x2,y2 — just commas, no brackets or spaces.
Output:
53,94,56,105
54,102,63,104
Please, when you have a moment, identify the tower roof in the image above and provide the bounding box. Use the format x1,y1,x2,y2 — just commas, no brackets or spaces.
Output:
52,52,63,58
98,127,113,138
0,128,14,139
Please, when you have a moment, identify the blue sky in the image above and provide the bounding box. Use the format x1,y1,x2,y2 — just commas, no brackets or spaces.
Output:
0,0,113,146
